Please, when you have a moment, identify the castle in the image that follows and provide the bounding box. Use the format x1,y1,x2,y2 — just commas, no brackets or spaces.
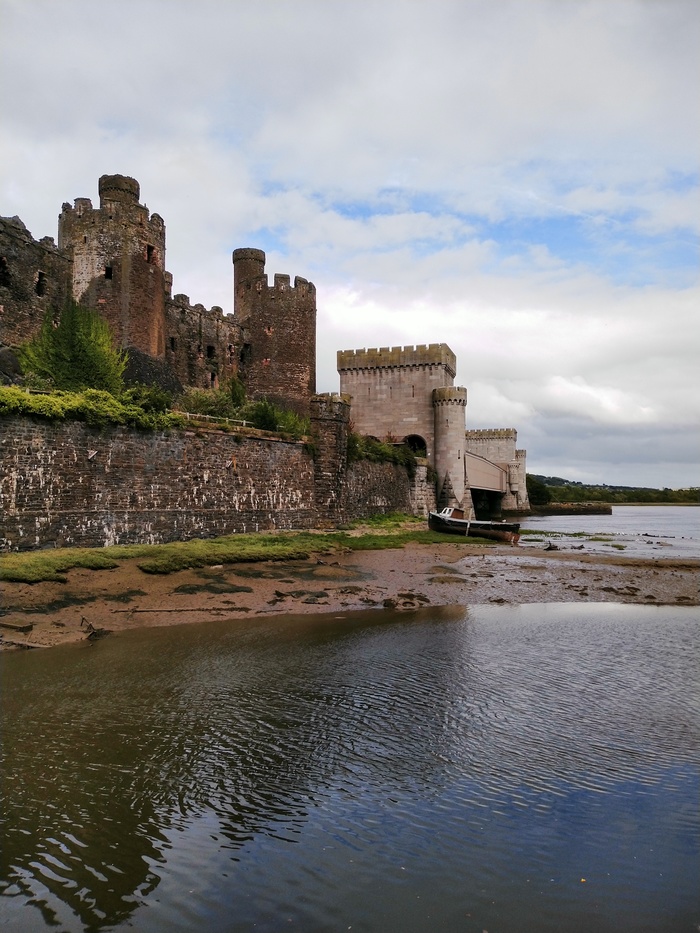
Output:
338,344,530,517
0,174,315,415
1,174,529,528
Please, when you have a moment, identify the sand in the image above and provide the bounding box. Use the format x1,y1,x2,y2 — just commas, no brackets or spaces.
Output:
1,541,697,650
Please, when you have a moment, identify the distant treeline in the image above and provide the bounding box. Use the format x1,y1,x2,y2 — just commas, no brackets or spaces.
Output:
527,474,699,506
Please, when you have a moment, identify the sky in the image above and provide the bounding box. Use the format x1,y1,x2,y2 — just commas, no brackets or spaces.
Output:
1,0,698,488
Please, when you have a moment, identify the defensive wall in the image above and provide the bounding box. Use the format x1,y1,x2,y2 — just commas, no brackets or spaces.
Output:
0,397,432,550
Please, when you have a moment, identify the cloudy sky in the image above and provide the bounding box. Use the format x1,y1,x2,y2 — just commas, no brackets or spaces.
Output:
1,0,698,487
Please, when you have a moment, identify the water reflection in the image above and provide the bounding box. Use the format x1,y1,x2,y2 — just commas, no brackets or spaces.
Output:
1,604,698,933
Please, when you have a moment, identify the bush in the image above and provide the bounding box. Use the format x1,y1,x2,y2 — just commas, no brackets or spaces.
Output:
347,433,417,478
18,301,127,395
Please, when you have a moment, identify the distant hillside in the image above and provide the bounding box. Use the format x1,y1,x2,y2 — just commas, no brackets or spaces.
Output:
527,475,698,505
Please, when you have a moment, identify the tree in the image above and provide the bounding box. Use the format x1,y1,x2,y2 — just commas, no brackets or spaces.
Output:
19,302,127,396
526,474,552,506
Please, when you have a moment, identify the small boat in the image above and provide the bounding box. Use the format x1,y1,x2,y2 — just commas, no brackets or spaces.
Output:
428,507,520,545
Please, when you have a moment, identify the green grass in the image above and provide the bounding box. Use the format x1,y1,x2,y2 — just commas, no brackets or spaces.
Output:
0,523,485,584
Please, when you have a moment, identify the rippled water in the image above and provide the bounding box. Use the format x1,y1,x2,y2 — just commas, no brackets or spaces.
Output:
1,604,698,932
521,505,700,558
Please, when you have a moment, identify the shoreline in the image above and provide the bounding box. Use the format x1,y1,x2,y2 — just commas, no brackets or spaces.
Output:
2,542,697,651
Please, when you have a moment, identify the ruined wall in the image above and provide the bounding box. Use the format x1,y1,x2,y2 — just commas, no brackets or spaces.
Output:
233,248,316,415
337,344,457,457
164,291,240,390
0,217,72,347
58,175,166,358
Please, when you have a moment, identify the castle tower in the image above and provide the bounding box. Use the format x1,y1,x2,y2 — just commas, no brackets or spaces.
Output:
337,344,457,456
432,386,469,509
58,174,166,357
232,248,316,415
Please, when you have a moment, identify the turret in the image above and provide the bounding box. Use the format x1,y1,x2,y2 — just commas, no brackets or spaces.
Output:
433,386,468,509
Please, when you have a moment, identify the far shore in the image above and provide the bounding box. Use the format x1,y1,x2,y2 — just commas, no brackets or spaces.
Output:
1,537,697,651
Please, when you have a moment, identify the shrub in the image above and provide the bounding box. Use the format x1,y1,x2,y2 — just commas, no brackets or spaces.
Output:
18,301,127,395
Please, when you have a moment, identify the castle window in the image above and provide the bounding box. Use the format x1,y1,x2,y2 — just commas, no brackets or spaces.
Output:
83,235,87,244
35,271,47,296
412,385,415,398
146,244,155,263
210,372,217,387
240,343,252,364
105,266,113,280
170,337,176,352
206,345,215,359
0,257,10,288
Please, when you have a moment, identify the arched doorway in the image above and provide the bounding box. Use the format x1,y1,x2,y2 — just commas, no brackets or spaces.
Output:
403,434,427,457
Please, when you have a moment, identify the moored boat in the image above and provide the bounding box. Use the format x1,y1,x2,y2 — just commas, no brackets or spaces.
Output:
428,507,520,545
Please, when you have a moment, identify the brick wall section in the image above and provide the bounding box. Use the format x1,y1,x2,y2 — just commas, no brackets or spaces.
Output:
0,417,317,549
0,217,72,347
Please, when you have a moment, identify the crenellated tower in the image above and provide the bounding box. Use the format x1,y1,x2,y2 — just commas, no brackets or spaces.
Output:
58,174,166,357
232,248,316,415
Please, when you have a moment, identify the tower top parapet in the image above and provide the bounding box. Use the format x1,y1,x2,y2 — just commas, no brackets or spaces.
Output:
337,343,456,377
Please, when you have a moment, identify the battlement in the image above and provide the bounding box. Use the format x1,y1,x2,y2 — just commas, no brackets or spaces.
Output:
432,386,467,406
337,343,456,376
465,429,517,439
232,247,315,305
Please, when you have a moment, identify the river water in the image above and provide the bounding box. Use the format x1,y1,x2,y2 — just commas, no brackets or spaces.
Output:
1,602,698,933
520,505,700,558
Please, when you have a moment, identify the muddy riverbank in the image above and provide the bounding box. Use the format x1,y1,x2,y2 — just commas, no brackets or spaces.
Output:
1,542,697,650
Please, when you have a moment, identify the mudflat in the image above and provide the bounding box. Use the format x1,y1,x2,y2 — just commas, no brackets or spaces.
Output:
1,542,697,650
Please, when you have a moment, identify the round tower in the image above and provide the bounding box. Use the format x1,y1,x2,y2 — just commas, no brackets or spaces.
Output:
98,174,140,205
432,386,468,508
232,248,266,318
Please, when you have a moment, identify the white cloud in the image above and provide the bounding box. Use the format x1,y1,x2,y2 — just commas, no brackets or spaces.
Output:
1,0,698,487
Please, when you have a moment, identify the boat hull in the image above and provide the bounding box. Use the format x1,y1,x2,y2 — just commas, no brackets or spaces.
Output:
428,512,520,545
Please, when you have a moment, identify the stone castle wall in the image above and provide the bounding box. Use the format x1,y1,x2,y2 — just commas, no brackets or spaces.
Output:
0,216,72,347
0,407,426,550
164,290,240,390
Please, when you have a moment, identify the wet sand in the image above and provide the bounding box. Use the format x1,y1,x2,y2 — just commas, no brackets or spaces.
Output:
1,541,697,650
